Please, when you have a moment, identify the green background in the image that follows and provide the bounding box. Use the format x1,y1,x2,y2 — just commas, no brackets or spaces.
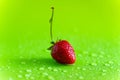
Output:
0,0,120,80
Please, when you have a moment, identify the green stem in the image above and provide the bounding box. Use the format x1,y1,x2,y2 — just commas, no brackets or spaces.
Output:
49,7,54,44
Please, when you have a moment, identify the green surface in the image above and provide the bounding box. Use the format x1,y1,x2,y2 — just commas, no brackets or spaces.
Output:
0,0,120,80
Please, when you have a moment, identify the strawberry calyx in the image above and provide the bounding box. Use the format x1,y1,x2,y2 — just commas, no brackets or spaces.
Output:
50,41,55,44
48,39,61,50
47,41,55,50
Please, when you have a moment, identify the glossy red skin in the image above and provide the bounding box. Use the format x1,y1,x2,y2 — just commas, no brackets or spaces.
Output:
51,40,76,64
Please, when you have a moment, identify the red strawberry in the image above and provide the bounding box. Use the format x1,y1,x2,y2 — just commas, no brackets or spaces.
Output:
51,40,76,64
48,7,76,64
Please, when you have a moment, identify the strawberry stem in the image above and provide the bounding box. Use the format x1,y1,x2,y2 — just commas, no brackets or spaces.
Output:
49,7,54,44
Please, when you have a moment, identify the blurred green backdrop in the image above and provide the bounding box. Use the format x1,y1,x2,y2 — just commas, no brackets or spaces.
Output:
0,0,120,39
0,0,120,80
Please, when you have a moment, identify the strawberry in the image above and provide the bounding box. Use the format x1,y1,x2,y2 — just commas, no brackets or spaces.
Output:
48,7,76,64
50,40,76,64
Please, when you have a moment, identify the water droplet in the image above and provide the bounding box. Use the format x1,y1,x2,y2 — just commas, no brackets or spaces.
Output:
30,76,34,80
8,61,12,65
12,70,15,73
39,67,44,71
21,61,26,64
48,76,54,80
100,51,105,54
104,63,110,67
117,69,120,73
91,62,97,66
110,66,114,69
18,45,23,49
102,72,106,76
33,59,37,62
99,55,103,58
9,77,13,80
102,69,107,76
118,63,120,66
108,61,113,64
91,53,97,57
82,68,86,71
83,51,88,54
25,74,31,78
68,54,71,57
78,54,82,57
53,69,58,72
88,67,92,70
58,68,61,71
107,55,110,58
102,69,107,72
26,69,32,73
69,75,72,78
48,67,52,70
19,70,23,73
18,74,23,78
20,56,24,59
7,66,10,70
63,70,67,73
79,76,84,79
0,67,2,71
42,72,48,76
33,67,37,71
77,67,80,70
75,73,79,76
